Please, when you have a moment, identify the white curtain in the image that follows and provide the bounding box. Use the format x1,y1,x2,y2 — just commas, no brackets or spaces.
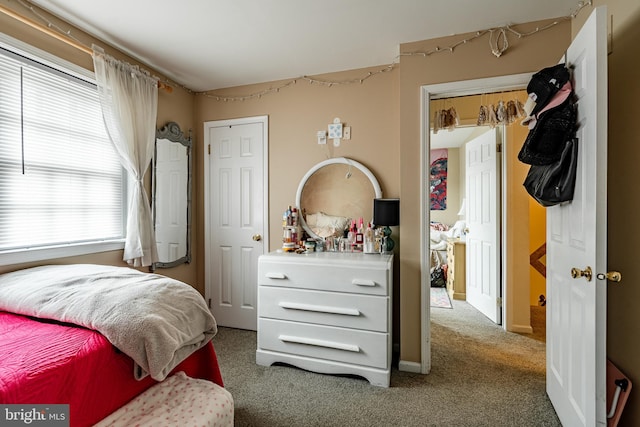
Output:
92,46,159,267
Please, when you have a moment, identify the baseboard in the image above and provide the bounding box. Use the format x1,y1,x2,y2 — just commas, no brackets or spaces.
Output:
509,324,534,334
398,360,421,373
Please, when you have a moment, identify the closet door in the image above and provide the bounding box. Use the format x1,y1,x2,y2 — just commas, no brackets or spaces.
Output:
204,116,268,331
546,6,608,426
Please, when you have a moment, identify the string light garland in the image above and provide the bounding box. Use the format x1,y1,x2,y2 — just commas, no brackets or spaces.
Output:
200,64,397,102
16,0,78,41
12,0,591,100
401,15,579,60
200,0,592,102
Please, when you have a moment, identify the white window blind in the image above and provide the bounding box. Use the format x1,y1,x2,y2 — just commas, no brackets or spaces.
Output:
0,46,126,253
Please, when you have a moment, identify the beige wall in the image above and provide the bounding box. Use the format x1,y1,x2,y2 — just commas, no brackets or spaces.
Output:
0,0,200,291
573,1,640,424
503,122,534,331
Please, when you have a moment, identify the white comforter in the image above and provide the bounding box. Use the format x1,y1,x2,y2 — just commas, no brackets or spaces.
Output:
0,264,217,381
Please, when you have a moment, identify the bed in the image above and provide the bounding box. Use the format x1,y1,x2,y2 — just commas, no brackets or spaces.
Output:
429,220,465,284
0,264,226,427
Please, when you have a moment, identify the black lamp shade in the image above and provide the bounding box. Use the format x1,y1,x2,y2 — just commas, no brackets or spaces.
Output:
373,198,400,226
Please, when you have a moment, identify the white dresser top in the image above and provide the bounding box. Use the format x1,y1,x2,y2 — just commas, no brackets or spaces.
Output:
260,251,393,267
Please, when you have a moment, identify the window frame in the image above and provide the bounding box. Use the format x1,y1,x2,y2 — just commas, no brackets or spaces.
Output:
0,33,126,266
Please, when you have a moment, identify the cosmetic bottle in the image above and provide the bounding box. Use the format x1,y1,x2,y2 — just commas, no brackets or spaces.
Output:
364,222,374,253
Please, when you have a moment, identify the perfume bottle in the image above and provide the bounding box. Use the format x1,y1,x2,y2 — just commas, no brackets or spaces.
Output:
364,222,374,253
347,220,356,251
355,217,364,252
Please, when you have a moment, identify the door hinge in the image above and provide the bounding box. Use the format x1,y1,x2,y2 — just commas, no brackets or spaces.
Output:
496,297,502,307
208,144,211,155
496,143,502,153
208,298,211,308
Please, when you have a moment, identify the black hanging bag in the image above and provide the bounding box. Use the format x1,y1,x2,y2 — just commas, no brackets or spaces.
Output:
523,137,578,207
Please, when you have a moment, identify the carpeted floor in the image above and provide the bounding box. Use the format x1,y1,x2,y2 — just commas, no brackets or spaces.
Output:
211,299,559,426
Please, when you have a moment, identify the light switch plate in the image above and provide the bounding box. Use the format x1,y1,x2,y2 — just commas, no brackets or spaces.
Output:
317,130,327,145
343,126,351,140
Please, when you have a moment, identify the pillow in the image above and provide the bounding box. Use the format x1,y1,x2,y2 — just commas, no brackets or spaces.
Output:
305,212,350,237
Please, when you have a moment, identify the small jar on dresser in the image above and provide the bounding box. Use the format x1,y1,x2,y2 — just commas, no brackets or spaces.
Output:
446,238,466,300
256,251,393,387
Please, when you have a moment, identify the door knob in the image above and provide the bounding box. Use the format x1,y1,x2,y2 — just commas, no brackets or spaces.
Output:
571,266,592,282
596,271,622,282
252,234,262,241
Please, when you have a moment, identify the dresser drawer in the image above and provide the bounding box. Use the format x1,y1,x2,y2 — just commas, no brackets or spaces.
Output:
258,259,389,296
259,286,388,332
258,318,388,369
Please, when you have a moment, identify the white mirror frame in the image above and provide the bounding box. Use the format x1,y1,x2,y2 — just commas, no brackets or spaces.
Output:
295,157,382,240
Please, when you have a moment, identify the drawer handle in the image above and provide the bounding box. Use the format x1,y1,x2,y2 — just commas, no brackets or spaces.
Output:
352,279,376,287
278,335,360,353
265,272,287,279
279,302,361,316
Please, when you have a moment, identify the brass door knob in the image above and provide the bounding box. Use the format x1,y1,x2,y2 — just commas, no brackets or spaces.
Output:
596,271,622,282
571,266,592,282
252,234,262,241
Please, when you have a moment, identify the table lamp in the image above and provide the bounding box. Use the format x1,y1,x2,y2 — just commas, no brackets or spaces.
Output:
373,198,399,252
457,198,467,217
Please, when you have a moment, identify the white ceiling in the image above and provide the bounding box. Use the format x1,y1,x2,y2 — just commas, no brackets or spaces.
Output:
28,0,579,92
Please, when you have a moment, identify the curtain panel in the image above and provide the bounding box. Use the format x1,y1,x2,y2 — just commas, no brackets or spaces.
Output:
92,46,158,267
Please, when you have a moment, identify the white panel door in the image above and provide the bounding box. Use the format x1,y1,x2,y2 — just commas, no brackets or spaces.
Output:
204,117,267,331
465,128,501,324
546,7,608,426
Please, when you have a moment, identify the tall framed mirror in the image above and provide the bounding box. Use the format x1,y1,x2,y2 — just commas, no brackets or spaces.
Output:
296,157,382,240
151,122,192,271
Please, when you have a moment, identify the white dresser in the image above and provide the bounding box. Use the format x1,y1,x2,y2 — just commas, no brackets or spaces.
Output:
256,251,393,387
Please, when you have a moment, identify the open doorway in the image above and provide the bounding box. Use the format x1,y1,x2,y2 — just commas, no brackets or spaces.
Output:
428,121,546,335
420,74,546,373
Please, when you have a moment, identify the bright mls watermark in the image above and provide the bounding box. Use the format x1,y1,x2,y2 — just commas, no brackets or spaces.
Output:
1,405,69,426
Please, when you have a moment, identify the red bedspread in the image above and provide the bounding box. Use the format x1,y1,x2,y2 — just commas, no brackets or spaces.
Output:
0,311,223,427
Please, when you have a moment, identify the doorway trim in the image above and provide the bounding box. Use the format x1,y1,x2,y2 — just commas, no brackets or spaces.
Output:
420,73,531,374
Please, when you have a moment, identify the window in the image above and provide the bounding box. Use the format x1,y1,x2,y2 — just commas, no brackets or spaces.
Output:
0,38,126,264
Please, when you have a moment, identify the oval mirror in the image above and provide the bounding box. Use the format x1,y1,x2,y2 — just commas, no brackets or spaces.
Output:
151,122,192,271
296,157,382,240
